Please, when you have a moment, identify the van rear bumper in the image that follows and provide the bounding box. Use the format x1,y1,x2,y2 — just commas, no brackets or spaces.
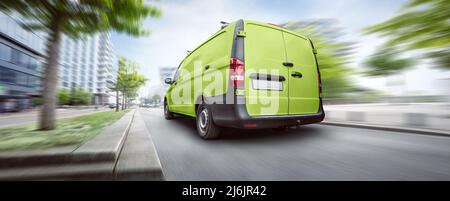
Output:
209,96,325,129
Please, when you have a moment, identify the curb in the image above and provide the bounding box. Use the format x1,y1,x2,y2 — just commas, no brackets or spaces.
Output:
73,109,135,162
0,110,136,169
113,110,165,181
321,121,450,138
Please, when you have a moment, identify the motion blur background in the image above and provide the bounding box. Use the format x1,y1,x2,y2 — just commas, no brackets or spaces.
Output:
111,0,450,101
0,0,449,181
1,0,449,131
116,0,450,132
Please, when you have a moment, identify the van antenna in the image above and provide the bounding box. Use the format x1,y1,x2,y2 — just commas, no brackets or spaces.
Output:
220,21,229,29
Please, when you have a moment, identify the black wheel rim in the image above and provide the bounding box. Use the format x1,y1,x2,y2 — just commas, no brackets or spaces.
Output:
198,106,208,134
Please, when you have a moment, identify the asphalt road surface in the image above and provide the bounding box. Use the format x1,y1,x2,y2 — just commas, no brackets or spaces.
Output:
140,108,450,181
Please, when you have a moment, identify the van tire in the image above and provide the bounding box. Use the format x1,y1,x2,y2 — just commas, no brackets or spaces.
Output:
164,99,174,120
196,104,220,139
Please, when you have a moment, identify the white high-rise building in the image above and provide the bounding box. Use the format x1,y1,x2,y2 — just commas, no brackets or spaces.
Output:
58,32,117,105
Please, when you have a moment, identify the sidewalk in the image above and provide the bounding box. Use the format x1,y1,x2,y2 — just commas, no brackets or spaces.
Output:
323,103,450,136
0,109,164,180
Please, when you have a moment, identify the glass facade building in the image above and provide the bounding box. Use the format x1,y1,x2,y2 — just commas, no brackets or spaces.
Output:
0,11,117,111
0,12,45,112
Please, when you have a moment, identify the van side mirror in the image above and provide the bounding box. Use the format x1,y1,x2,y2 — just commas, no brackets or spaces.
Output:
164,78,173,85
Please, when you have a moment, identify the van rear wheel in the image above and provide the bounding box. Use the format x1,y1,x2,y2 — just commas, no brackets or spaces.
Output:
196,104,220,139
164,99,174,120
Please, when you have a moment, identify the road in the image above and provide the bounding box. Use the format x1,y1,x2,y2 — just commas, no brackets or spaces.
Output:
0,107,110,128
324,103,450,131
140,108,450,181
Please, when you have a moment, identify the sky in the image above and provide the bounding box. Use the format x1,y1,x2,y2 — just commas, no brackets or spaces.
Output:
111,0,450,98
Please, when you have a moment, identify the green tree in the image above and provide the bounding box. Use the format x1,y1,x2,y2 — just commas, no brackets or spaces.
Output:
364,0,450,70
109,58,127,112
364,47,415,76
109,56,147,111
0,0,161,130
57,89,70,105
282,23,353,98
121,62,147,110
70,88,92,106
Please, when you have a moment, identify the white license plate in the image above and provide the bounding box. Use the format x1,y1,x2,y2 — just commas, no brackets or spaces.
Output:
251,79,283,91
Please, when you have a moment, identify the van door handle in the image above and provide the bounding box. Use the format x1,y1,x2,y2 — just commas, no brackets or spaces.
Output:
283,62,294,67
204,65,210,70
291,72,303,78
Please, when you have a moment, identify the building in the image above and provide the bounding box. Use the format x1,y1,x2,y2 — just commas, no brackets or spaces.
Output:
158,67,177,91
58,32,117,105
0,12,46,112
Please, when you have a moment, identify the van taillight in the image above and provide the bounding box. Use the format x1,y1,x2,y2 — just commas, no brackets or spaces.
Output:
230,58,245,88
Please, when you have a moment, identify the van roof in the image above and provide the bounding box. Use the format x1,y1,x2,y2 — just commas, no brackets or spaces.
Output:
177,21,238,68
177,19,311,69
242,19,309,40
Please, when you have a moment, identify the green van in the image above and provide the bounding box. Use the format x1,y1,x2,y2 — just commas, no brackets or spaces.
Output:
164,19,325,139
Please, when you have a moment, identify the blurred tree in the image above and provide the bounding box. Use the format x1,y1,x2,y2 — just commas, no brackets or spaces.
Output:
58,88,92,106
365,0,450,70
109,58,127,112
70,88,92,106
151,94,161,104
57,89,70,105
0,0,161,130
109,56,147,111
364,47,414,76
122,64,147,110
282,22,354,98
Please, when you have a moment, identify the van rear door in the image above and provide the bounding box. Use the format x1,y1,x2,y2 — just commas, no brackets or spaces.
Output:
282,31,320,114
244,22,289,116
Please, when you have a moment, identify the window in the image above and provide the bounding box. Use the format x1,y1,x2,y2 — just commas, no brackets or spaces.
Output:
17,72,27,86
18,53,30,68
11,49,21,65
27,75,38,88
173,68,180,81
0,67,16,83
0,43,12,61
28,75,41,89
28,57,38,71
10,49,33,69
37,61,43,73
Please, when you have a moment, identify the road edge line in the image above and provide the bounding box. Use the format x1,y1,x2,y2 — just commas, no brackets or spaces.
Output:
321,121,450,138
